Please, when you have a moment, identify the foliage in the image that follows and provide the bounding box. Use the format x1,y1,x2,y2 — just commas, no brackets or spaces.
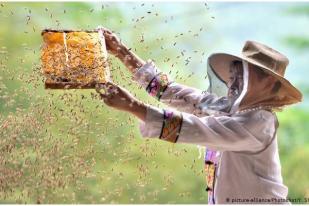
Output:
0,2,308,204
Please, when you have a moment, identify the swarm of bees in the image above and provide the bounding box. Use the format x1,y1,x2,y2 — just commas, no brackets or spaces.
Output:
0,2,214,204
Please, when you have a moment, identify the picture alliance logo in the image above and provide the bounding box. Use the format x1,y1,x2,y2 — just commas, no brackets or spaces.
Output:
227,197,306,203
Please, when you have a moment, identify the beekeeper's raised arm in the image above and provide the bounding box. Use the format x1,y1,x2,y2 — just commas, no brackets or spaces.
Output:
100,27,217,116
95,81,276,153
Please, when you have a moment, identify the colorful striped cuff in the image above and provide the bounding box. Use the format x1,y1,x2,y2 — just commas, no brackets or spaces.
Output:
146,72,171,100
159,110,183,143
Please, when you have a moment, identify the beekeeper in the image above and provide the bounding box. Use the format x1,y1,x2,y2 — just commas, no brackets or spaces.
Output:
96,27,302,204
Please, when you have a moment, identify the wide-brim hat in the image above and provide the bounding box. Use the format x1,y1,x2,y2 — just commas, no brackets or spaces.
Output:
208,40,302,103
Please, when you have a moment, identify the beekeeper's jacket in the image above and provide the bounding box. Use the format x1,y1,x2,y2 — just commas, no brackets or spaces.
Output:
133,60,289,204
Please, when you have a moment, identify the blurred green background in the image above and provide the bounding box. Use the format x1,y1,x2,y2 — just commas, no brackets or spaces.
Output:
0,2,308,204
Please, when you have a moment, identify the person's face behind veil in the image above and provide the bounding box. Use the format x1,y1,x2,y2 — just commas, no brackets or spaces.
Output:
227,61,244,103
203,60,244,114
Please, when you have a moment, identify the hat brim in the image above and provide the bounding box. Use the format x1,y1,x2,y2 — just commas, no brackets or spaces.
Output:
208,53,303,103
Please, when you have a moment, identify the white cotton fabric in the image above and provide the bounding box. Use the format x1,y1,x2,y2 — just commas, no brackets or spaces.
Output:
134,60,289,204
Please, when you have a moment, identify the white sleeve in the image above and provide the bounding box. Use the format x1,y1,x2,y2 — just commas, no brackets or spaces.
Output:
133,60,218,115
139,106,276,152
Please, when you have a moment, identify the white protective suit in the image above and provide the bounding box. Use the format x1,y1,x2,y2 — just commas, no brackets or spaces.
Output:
133,60,289,204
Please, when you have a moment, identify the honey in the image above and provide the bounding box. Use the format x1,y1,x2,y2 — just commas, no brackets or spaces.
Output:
41,29,110,89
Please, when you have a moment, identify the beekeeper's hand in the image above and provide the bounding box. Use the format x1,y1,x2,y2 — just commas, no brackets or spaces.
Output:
96,82,146,121
98,27,123,57
98,27,145,73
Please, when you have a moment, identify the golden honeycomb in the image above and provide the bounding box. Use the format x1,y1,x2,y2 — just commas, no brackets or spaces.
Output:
41,29,110,89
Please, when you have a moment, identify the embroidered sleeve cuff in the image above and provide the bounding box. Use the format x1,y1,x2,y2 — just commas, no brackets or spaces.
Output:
133,60,172,100
139,106,183,143
160,109,183,143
